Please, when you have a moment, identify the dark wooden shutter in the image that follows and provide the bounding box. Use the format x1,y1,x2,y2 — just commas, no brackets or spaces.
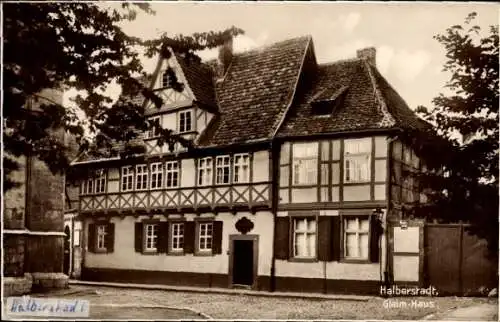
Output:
275,217,290,260
212,221,223,254
332,216,341,261
106,223,115,253
88,223,96,253
134,222,143,253
157,222,169,253
183,221,195,254
318,216,332,261
370,215,380,263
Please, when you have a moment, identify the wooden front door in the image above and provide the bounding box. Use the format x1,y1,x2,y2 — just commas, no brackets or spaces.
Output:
229,235,258,288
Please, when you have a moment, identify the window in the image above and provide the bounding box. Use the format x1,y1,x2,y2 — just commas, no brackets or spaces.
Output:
121,166,134,192
161,71,173,88
216,155,230,185
81,178,94,195
171,223,184,252
292,143,318,185
74,222,82,247
144,223,158,252
198,222,213,252
96,225,107,251
135,164,148,190
198,157,212,186
94,170,107,194
147,116,161,138
178,110,192,133
293,218,317,258
344,138,371,183
150,163,163,189
343,217,370,259
233,153,250,183
165,161,179,188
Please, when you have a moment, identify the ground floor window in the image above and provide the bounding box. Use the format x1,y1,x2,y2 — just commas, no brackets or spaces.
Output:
292,217,317,258
343,216,370,260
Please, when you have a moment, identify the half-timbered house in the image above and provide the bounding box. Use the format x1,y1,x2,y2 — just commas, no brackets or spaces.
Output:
71,36,426,294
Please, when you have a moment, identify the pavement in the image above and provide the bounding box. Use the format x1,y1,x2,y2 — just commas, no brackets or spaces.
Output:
69,279,372,301
424,302,498,321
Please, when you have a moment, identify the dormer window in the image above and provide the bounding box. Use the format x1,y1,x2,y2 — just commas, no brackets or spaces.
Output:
146,116,161,139
310,85,348,116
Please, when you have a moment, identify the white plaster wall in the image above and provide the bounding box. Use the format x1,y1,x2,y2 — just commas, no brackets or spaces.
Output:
84,211,274,276
253,151,269,182
181,159,195,187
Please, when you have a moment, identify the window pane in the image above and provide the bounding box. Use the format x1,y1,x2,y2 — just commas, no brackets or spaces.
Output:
346,233,357,257
295,233,306,256
359,233,369,259
307,233,316,257
345,218,357,231
295,219,306,231
307,219,316,231
360,218,370,232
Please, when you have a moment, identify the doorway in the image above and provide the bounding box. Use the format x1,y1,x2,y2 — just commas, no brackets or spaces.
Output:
229,235,258,288
63,225,71,275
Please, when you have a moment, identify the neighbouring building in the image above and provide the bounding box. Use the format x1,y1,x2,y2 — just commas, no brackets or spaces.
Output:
70,36,427,295
3,89,69,296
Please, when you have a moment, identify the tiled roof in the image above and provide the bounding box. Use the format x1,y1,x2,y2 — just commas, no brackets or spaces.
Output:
198,36,311,146
175,53,218,109
276,58,427,138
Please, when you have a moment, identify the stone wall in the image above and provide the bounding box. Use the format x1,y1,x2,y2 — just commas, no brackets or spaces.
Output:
4,235,25,277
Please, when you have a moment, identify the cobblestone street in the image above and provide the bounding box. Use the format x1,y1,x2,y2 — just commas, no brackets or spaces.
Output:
4,285,497,320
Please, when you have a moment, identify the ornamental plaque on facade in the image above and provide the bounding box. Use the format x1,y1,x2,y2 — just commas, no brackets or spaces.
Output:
235,217,254,234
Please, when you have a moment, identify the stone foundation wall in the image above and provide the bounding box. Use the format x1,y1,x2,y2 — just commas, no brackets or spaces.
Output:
4,235,25,277
25,235,64,273
3,274,33,296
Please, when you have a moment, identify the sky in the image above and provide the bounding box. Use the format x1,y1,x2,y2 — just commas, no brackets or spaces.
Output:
67,2,499,113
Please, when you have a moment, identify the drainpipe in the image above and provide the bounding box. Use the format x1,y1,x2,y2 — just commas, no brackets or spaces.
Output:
269,139,280,292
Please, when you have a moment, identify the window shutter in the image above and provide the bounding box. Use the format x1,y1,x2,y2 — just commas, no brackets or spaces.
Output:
88,223,96,253
332,216,341,261
157,222,169,253
370,215,381,263
275,217,290,260
106,223,115,253
183,221,195,254
134,222,143,253
212,221,223,254
318,216,333,261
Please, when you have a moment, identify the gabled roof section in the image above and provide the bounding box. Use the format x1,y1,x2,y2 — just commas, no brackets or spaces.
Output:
174,52,218,110
276,58,427,138
199,35,312,146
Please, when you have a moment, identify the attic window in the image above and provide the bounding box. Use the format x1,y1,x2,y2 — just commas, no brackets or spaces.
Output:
161,71,173,88
310,86,349,116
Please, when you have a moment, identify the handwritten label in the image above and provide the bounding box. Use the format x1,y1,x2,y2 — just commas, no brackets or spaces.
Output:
6,296,90,318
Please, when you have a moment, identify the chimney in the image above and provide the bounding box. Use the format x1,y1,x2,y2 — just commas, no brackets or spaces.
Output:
217,37,233,78
357,47,376,66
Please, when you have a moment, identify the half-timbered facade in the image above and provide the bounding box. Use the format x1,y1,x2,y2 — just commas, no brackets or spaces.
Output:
72,36,427,294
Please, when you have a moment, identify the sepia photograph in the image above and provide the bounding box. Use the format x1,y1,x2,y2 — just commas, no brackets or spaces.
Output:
2,1,499,320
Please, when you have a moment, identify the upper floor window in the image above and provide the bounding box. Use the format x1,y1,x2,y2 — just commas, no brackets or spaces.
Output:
146,116,161,139
81,178,94,195
292,143,318,185
344,138,371,183
135,164,148,191
343,216,370,260
94,170,107,194
178,110,192,133
216,155,230,185
150,162,163,189
161,71,173,88
198,157,212,186
233,153,250,183
121,166,134,192
293,217,317,258
165,161,179,188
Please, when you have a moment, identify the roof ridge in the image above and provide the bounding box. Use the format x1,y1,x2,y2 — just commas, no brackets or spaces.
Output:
318,58,362,67
361,60,396,128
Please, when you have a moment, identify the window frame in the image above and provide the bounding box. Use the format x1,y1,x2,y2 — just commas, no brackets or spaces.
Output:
165,161,179,188
197,157,213,186
143,223,159,253
341,215,371,263
150,162,164,190
146,116,161,139
94,170,107,194
215,155,231,185
161,70,173,88
292,143,318,186
135,164,149,191
178,110,192,133
96,224,108,252
121,166,134,192
343,138,372,184
196,221,213,254
170,222,185,254
290,216,318,260
233,153,250,183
